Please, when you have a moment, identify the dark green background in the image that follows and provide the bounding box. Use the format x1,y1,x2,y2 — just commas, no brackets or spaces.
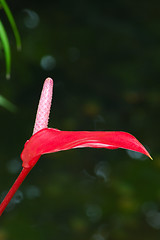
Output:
0,1,160,239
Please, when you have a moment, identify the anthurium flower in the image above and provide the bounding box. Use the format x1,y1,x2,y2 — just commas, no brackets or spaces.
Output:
21,128,151,168
0,77,152,216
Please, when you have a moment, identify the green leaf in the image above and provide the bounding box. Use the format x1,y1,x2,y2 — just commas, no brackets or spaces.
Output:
0,20,11,79
0,95,17,112
0,0,21,50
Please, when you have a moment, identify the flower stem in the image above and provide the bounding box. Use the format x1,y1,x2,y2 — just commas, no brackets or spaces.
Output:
0,167,32,216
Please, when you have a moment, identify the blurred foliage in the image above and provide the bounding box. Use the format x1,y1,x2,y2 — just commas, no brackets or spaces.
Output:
0,0,21,78
0,0,160,240
0,0,20,111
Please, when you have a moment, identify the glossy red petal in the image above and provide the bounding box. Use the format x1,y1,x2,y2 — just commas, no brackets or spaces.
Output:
21,128,151,168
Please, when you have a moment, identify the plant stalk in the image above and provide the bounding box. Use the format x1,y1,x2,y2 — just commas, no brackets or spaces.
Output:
0,167,32,216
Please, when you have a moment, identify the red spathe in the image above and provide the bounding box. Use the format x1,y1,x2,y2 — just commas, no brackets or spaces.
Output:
21,128,151,168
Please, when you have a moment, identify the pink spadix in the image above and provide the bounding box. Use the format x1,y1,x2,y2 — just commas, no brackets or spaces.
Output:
33,77,53,135
0,77,152,216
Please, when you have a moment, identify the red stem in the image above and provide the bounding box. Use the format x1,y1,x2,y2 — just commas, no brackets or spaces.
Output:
0,167,32,216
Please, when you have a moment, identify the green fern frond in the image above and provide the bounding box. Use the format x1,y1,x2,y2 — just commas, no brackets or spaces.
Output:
0,20,11,79
0,0,21,50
